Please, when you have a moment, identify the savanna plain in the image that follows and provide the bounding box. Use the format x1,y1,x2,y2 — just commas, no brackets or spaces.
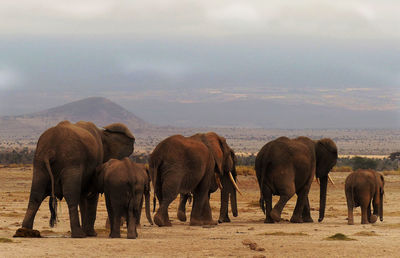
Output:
1,165,400,257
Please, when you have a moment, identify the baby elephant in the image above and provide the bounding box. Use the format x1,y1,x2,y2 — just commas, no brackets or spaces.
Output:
345,169,384,225
97,158,153,239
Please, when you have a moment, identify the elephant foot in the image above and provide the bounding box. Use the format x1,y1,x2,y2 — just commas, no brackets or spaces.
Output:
189,218,204,226
369,215,377,223
109,231,121,238
302,217,314,223
218,215,231,223
264,217,274,224
154,213,172,227
203,219,218,226
177,210,187,222
13,227,41,238
71,228,86,238
290,216,303,223
270,209,281,222
347,219,354,225
84,228,97,237
127,230,137,239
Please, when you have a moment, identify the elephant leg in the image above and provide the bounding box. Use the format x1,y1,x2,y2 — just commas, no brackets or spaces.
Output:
302,196,314,223
360,203,369,224
154,180,178,227
190,178,215,226
81,194,98,236
177,194,189,222
62,167,86,238
262,187,273,223
202,194,217,226
136,196,143,226
21,170,49,230
345,190,354,225
270,184,295,222
105,194,114,234
110,209,122,238
126,208,137,239
368,202,377,223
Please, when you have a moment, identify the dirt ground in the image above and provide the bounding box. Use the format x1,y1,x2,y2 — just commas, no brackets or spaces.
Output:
1,166,400,258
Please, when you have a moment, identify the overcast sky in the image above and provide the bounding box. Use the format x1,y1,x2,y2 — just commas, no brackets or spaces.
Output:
0,1,399,124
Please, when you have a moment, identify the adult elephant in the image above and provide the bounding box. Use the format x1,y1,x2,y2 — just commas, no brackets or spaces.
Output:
149,133,240,227
16,120,135,238
176,132,240,224
255,136,337,223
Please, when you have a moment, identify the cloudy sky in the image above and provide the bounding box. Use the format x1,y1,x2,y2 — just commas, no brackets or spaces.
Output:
0,1,399,127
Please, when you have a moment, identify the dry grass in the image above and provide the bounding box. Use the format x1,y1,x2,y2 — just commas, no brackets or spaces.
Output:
325,233,356,241
260,231,308,236
0,238,13,243
331,166,353,172
383,170,400,176
353,231,379,236
236,166,255,176
247,200,259,207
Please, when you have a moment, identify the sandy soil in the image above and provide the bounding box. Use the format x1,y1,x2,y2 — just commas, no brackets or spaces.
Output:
1,166,400,258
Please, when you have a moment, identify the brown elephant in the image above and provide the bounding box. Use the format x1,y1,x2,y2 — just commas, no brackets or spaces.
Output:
255,136,337,223
345,169,384,225
176,132,239,224
149,133,239,227
96,158,153,239
15,121,134,238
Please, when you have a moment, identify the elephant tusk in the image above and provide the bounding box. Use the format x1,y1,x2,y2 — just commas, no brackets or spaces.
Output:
229,171,242,196
328,174,335,186
215,173,223,190
316,178,320,185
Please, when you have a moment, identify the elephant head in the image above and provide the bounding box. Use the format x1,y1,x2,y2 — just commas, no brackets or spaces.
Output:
374,172,385,222
201,133,239,222
102,123,135,162
314,138,338,222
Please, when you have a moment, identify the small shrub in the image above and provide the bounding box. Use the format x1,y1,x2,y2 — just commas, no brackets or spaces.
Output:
236,166,255,176
325,233,356,241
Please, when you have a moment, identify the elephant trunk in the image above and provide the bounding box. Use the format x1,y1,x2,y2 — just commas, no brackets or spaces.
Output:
230,188,238,217
318,175,328,222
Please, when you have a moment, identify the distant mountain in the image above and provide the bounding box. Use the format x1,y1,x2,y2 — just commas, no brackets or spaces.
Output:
0,97,152,138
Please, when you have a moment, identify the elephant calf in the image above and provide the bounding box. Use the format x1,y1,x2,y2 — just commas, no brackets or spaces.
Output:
345,169,384,225
97,158,153,239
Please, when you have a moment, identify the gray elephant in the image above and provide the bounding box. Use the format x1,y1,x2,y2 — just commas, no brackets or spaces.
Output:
96,158,153,239
345,169,384,225
255,137,337,223
15,121,134,238
176,132,240,224
149,134,239,227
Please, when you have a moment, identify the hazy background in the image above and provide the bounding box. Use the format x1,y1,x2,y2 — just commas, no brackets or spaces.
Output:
0,0,399,128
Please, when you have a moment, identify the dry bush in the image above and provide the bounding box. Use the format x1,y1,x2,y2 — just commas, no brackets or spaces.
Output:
236,166,256,176
383,170,400,176
331,166,353,172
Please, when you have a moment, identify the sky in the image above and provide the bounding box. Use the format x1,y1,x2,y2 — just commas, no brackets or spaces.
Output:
0,1,399,127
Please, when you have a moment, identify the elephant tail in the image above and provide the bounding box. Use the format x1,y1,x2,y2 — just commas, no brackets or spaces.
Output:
44,150,57,228
150,159,162,213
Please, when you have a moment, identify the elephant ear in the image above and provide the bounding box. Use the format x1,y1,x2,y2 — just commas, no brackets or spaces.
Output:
104,123,135,140
315,138,338,178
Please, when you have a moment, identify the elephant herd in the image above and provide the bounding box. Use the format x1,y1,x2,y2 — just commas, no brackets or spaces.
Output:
13,120,385,239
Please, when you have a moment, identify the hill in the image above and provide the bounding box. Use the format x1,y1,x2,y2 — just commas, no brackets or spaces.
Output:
0,97,152,139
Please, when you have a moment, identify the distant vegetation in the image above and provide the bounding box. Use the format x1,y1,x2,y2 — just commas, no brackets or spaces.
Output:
0,148,399,174
0,148,34,165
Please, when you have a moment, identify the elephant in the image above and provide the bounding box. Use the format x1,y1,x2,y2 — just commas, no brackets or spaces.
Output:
176,132,239,224
96,158,153,239
255,136,337,223
15,120,134,238
345,169,384,225
149,133,240,227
